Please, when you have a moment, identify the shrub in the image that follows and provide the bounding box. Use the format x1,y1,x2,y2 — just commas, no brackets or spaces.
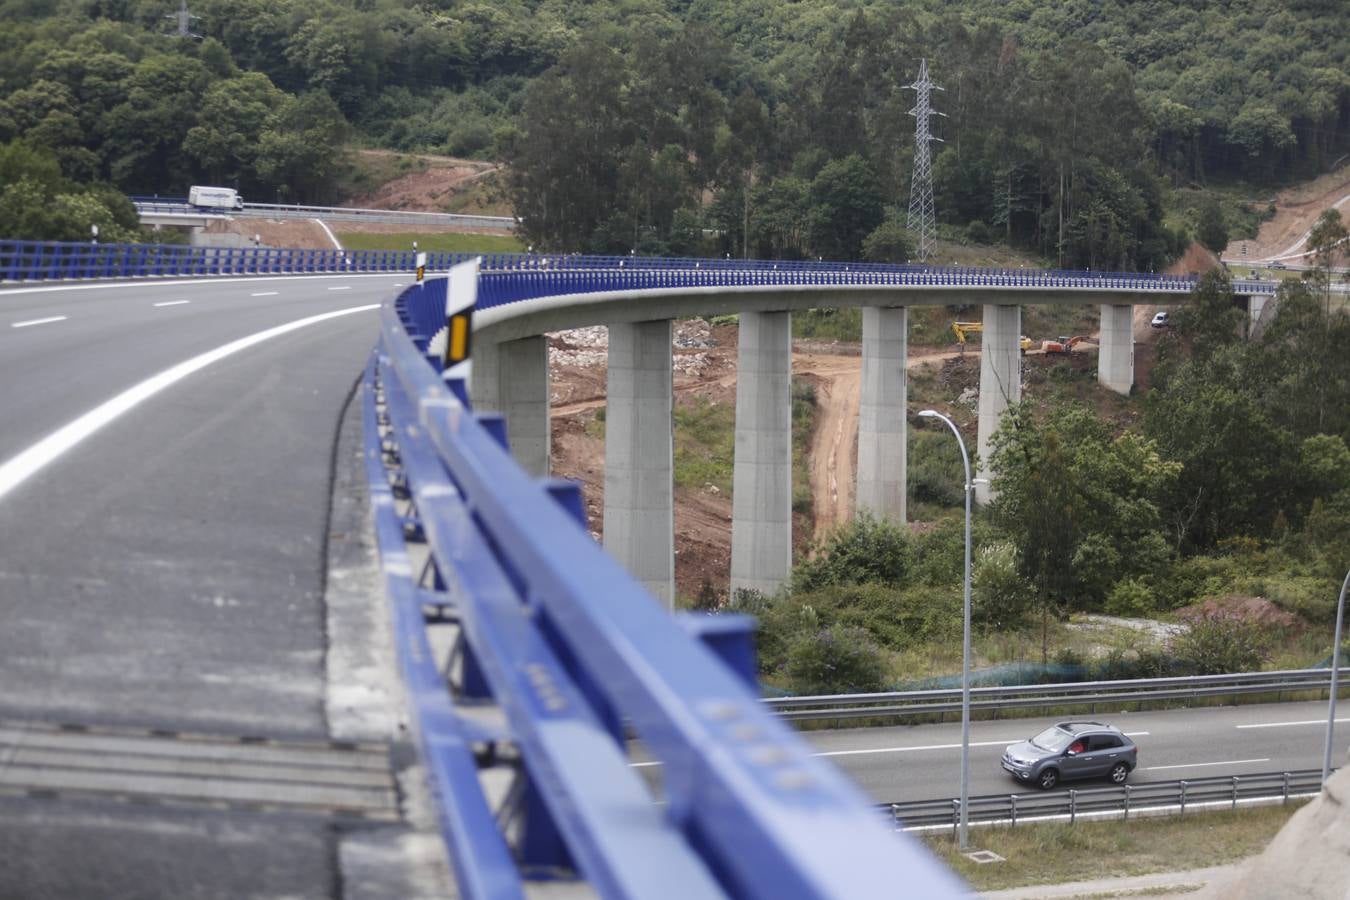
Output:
1169,612,1270,675
791,513,911,591
1105,578,1156,617
785,625,887,695
972,541,1036,630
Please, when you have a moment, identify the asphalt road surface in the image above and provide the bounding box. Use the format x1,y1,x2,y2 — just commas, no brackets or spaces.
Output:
795,700,1349,803
0,274,448,899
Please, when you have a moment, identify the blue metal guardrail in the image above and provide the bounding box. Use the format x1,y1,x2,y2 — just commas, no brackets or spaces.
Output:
2,239,1280,302
365,274,967,898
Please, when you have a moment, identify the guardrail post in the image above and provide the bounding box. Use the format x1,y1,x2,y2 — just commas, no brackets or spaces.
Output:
1283,772,1290,804
1232,776,1240,810
1069,789,1077,825
1122,784,1131,820
1179,780,1188,816
951,799,960,840
1009,794,1017,827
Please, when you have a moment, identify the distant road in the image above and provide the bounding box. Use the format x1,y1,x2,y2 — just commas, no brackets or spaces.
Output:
795,700,1348,803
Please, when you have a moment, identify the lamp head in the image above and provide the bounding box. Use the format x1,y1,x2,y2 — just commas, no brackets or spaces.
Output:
918,409,938,418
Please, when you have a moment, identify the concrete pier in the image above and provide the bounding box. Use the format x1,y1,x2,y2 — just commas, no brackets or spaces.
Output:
856,306,908,523
975,304,1021,505
470,336,550,477
1097,304,1134,395
730,311,793,596
604,321,675,605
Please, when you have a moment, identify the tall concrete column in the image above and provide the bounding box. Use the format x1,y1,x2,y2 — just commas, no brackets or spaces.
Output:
474,336,550,477
857,306,908,523
1097,304,1134,396
731,310,793,596
470,338,499,411
604,321,674,606
975,304,1021,505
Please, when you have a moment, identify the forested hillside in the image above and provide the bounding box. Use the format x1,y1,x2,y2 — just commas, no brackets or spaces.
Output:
0,0,1346,257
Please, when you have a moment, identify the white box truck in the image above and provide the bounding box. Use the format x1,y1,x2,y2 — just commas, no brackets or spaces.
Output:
188,186,244,210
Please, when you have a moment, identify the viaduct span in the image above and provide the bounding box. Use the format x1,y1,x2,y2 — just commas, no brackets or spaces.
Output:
461,259,1273,603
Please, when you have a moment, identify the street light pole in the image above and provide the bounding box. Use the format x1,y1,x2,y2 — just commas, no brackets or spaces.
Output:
918,409,973,850
1323,567,1350,786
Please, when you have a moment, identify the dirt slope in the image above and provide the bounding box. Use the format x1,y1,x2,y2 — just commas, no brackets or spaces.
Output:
1222,168,1350,262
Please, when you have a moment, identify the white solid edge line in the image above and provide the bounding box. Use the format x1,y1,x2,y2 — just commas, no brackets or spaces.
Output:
633,730,1153,766
0,304,378,503
0,273,410,296
11,316,68,328
1237,717,1350,729
1144,758,1271,771
153,300,191,307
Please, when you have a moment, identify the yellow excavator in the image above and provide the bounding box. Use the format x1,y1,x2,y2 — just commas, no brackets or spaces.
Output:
952,321,1033,355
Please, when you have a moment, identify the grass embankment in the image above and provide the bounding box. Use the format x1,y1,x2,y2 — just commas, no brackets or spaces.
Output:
922,803,1304,893
336,231,523,254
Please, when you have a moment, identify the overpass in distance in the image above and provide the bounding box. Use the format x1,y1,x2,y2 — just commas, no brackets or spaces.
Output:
0,241,1282,898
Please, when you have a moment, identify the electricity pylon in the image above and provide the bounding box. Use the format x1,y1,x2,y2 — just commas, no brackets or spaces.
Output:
906,58,945,262
166,0,201,39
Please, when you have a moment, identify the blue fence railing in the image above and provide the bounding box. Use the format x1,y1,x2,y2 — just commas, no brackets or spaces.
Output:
365,274,968,898
2,239,1279,302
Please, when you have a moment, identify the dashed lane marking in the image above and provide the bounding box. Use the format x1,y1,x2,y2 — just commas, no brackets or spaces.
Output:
11,316,67,328
153,300,191,307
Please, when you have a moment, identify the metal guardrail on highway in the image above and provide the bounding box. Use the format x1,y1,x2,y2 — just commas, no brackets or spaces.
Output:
765,668,1350,722
363,273,966,898
2,239,1282,303
132,198,516,229
888,769,1328,832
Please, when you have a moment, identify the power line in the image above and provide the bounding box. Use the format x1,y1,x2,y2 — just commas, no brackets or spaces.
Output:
906,58,946,262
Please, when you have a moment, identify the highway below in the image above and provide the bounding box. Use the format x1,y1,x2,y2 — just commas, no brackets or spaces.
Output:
630,701,1347,805
0,274,448,898
792,700,1348,804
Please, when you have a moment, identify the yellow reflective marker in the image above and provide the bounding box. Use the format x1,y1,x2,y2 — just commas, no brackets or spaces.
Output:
446,312,471,365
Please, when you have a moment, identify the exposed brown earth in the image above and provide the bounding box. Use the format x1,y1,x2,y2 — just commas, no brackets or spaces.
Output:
1222,168,1350,262
347,150,509,218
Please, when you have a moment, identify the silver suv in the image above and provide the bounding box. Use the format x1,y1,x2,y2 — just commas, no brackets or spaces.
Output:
1001,721,1138,790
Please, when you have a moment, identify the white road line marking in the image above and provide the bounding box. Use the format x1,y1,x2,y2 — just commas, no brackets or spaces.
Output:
251,291,279,297
1145,758,1270,771
0,273,408,296
328,286,351,291
11,316,67,328
153,300,190,307
632,731,1154,768
1237,718,1350,730
817,739,1015,758
0,305,379,503
815,731,1149,759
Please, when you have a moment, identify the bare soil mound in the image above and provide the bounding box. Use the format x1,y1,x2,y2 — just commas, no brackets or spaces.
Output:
347,150,506,219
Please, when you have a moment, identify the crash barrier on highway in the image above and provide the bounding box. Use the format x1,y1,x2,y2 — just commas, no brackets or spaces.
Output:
363,272,967,898
0,239,1280,300
131,197,516,229
888,769,1329,833
765,668,1350,722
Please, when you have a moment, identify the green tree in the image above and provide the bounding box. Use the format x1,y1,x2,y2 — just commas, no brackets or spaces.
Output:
1196,197,1229,255
989,401,1179,653
806,154,883,261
